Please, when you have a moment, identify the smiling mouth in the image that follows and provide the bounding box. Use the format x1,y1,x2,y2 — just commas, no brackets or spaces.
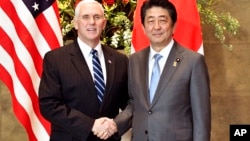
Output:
87,28,96,31
153,33,162,36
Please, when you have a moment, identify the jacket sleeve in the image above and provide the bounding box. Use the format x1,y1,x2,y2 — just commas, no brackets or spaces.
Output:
38,52,94,140
190,54,211,141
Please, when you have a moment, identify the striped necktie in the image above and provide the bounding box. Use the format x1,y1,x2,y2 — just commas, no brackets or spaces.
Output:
91,49,105,103
149,54,162,103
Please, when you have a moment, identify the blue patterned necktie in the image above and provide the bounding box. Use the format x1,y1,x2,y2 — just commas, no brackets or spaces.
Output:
91,49,105,103
149,54,162,103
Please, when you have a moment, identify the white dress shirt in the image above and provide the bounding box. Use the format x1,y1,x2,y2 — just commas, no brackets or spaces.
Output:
148,39,174,88
77,38,107,84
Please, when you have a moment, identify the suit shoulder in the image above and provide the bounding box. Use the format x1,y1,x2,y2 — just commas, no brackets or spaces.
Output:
44,42,75,61
129,47,149,60
47,42,75,54
175,43,203,58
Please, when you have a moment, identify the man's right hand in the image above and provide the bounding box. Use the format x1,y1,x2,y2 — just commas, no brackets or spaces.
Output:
92,117,117,140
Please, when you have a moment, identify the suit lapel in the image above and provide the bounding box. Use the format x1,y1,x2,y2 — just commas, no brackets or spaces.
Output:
151,42,184,106
101,46,115,105
70,41,96,94
70,43,115,111
138,48,151,107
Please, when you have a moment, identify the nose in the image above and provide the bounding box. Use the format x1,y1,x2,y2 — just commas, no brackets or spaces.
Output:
153,20,160,30
89,17,95,24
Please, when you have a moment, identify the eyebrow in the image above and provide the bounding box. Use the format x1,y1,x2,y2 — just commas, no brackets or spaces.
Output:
82,13,104,16
147,15,167,18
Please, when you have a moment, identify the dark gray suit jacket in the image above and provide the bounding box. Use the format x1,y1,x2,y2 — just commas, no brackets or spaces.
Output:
115,41,211,141
39,40,129,141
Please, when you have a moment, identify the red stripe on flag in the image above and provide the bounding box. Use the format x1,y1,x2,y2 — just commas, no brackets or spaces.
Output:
1,2,43,76
0,28,51,134
36,13,60,50
0,0,62,140
132,0,203,53
52,2,61,27
0,65,37,141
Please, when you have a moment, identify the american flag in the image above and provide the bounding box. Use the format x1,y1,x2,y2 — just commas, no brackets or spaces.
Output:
131,0,203,54
0,0,62,140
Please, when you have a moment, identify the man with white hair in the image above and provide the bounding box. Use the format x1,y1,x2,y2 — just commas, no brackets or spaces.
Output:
39,0,129,140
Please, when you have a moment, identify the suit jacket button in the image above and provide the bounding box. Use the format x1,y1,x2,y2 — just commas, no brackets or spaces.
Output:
145,130,148,134
148,110,152,114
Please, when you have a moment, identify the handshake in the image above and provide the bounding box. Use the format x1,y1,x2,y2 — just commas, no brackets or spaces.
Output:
91,117,118,140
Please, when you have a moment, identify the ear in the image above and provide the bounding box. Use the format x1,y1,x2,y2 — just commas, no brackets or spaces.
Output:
102,18,107,30
172,23,177,34
73,18,78,30
142,25,146,34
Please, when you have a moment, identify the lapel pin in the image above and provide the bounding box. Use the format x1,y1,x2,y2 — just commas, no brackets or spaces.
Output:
108,60,112,64
173,61,177,67
173,58,180,67
176,58,180,62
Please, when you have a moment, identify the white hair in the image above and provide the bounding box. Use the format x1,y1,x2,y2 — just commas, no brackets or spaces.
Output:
74,0,105,19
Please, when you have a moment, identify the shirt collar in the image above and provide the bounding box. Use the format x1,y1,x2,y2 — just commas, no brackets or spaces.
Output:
77,37,103,57
149,39,174,60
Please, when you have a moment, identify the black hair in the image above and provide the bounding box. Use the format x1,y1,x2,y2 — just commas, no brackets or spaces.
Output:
140,0,177,26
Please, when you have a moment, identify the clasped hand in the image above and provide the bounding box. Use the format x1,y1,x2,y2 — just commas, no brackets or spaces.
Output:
92,117,117,140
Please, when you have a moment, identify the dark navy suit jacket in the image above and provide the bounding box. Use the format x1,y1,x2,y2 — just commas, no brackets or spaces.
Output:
39,40,129,141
